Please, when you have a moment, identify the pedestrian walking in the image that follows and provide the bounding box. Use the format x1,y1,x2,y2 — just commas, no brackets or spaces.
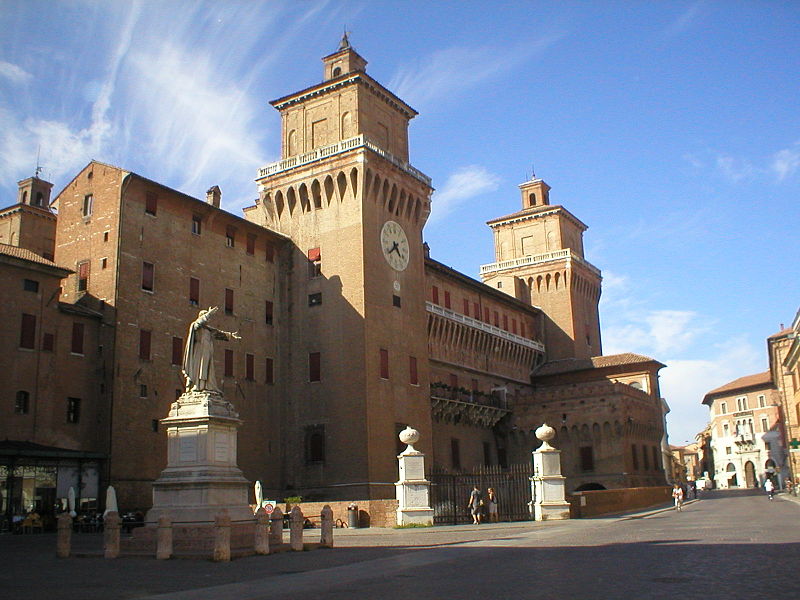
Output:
467,485,483,524
486,487,499,523
765,478,775,501
672,483,684,511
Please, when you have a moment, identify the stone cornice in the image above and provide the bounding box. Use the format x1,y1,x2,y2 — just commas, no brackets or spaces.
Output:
487,204,588,232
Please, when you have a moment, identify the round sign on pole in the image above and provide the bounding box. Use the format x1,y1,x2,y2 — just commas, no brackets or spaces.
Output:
263,503,275,515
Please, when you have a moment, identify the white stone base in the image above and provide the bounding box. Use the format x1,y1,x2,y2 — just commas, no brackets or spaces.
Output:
534,501,571,521
396,507,434,526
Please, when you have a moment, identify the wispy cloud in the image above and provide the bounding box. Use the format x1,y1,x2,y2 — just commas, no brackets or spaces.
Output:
684,145,800,184
428,165,501,225
0,60,32,85
389,35,562,109
662,1,706,38
771,143,800,181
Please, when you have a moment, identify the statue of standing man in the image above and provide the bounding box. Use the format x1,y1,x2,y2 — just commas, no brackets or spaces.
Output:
182,307,240,393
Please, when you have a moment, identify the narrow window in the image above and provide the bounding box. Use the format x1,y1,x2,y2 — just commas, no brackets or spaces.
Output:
71,322,85,354
142,261,154,291
82,194,93,217
762,417,769,432
77,261,89,291
431,286,439,304
512,319,517,334
152,419,159,433
497,281,503,289
631,445,639,470
225,288,234,315
265,357,274,384
758,395,766,408
305,425,325,463
145,192,157,216
643,444,650,470
308,293,322,307
392,295,401,308
23,279,39,293
473,302,480,319
42,332,54,352
409,356,418,385
444,291,451,309
226,226,236,247
380,348,389,379
103,231,109,242
15,391,30,414
309,352,321,382
265,300,273,325
483,307,490,322
521,322,526,338
493,311,499,327
189,277,200,306
451,438,461,470
66,397,81,423
19,313,36,349
720,402,727,414
265,243,274,262
246,353,254,381
171,337,183,365
192,215,202,235
246,233,256,255
463,299,470,316
101,257,107,269
224,349,234,377
308,247,321,278
652,446,660,471
139,384,148,398
139,329,151,360
502,315,508,330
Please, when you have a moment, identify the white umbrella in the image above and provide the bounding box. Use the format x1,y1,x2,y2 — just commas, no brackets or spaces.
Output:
67,487,76,517
104,485,118,517
254,481,263,513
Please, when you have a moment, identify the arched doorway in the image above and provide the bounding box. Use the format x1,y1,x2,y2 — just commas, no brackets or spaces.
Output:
574,483,606,492
726,463,738,488
744,461,756,488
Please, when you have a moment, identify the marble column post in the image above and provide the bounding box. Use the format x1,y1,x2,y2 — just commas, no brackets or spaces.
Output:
395,426,434,526
530,424,571,521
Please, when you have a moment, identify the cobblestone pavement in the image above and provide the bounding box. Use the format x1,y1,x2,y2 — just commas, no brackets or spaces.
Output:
4,490,799,600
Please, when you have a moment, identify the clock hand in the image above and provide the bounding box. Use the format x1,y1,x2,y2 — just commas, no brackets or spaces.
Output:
389,241,400,255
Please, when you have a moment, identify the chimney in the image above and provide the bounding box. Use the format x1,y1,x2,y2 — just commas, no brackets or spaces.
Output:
206,185,221,208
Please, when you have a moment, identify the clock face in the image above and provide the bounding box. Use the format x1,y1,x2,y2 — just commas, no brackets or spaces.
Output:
381,221,410,271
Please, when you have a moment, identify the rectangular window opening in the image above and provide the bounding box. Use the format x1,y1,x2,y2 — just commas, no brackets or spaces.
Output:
189,277,200,306
23,279,39,293
225,288,234,315
380,348,389,380
308,292,322,307
309,352,321,382
224,349,234,377
67,397,81,423
139,329,151,360
192,215,202,235
142,261,154,292
20,313,36,349
145,192,158,216
71,322,85,355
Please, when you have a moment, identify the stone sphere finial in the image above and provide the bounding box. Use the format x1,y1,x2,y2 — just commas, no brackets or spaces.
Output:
399,425,420,453
536,423,556,450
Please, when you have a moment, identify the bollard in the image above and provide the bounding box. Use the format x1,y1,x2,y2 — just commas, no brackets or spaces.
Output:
254,507,270,555
289,506,303,551
213,510,231,562
156,515,173,560
320,505,334,548
104,512,121,559
56,512,72,558
269,506,283,547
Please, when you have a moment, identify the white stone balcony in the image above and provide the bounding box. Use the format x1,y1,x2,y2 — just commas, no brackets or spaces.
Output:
256,134,431,187
479,248,601,278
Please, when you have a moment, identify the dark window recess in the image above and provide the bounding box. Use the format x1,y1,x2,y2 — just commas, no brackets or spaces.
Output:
139,329,151,360
192,215,202,235
142,262,154,291
431,286,439,304
82,194,93,217
151,419,159,433
392,294,401,308
265,357,274,384
579,446,594,472
307,247,321,278
512,319,517,334
145,192,157,215
643,444,650,470
309,352,321,382
67,397,81,423
474,302,480,319
225,288,234,314
409,356,418,385
444,291,451,309
265,243,274,262
463,299,470,316
101,258,107,269
493,311,499,327
652,446,660,471
139,384,147,398
226,226,236,247
308,293,322,307
15,391,30,414
42,332,54,352
172,337,183,365
103,231,109,242
189,277,200,305
246,233,256,255
305,424,325,463
77,261,89,292
451,438,461,470
380,348,389,379
246,353,254,380
265,300,273,325
23,279,39,293
71,322,85,354
224,349,234,377
483,307,490,322
19,313,36,349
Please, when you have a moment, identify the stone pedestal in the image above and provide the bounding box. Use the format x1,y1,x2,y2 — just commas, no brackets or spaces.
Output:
146,390,252,525
530,424,571,521
395,426,434,526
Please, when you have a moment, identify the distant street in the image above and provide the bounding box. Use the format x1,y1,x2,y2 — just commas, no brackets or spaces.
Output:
4,489,799,600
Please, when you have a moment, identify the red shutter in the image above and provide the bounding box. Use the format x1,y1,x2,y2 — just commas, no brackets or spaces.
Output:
265,243,274,262
246,353,254,380
246,233,256,255
225,288,234,314
512,319,517,334
444,291,451,309
307,247,321,262
409,356,418,385
20,313,36,349
71,322,85,354
224,349,234,377
502,315,508,331
189,277,200,304
431,286,439,304
172,337,183,365
493,311,499,327
483,307,490,322
463,299,470,316
139,329,151,360
309,352,321,382
474,302,480,319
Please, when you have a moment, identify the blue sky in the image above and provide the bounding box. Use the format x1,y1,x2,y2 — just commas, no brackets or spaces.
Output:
1,1,798,446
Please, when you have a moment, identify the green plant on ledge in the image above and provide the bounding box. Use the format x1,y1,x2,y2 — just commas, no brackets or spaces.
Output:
393,522,433,529
284,496,303,505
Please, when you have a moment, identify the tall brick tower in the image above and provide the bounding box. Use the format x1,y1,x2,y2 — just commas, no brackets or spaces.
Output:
480,178,602,360
247,35,434,499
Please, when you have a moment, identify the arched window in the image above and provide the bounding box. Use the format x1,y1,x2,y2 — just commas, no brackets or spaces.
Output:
305,425,325,463
287,129,297,156
332,66,341,77
528,192,536,206
35,192,44,206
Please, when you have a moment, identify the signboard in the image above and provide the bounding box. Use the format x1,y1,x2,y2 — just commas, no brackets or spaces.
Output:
262,501,276,514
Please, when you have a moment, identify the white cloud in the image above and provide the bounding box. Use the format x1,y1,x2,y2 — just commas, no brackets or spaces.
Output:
662,1,705,38
771,144,800,181
389,35,562,109
715,154,755,183
0,60,32,85
428,165,500,225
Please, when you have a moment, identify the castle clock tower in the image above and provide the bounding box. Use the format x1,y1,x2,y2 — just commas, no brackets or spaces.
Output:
480,178,602,361
247,36,433,499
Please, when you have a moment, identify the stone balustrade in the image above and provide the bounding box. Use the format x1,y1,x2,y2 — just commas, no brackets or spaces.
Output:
479,248,601,278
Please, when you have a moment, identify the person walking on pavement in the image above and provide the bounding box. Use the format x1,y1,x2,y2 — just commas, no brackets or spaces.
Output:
468,485,483,524
486,487,499,523
765,478,775,500
672,483,684,511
